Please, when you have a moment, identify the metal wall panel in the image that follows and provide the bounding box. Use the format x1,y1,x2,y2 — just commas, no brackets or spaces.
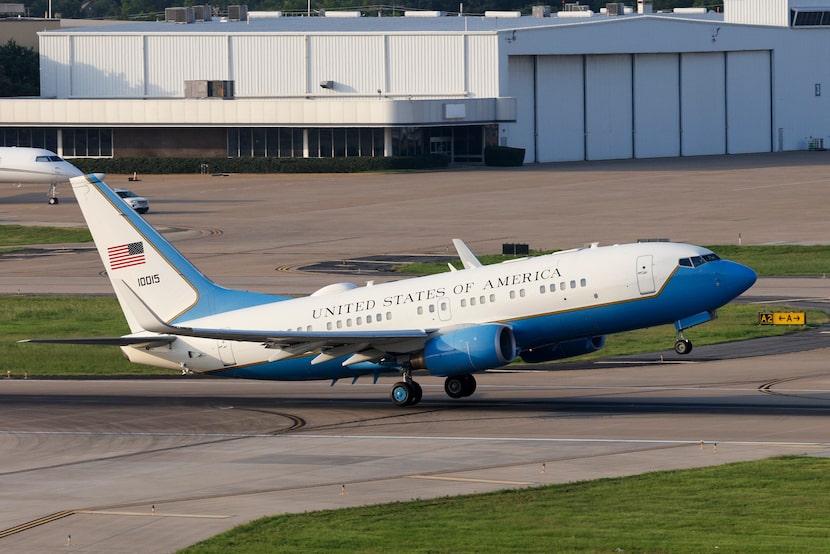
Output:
585,54,632,160
726,50,772,154
466,35,499,98
70,36,144,98
536,55,584,163
680,52,726,156
232,35,306,97
633,53,680,158
387,35,464,95
145,35,229,97
39,35,71,98
505,56,535,162
308,35,385,96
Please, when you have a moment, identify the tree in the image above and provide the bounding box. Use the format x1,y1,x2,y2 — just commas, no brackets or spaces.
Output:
0,40,39,97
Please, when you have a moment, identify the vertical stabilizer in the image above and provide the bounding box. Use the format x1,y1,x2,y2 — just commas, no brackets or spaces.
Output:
71,174,282,332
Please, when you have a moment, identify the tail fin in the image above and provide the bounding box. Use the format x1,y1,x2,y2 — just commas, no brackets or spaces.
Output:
71,174,283,333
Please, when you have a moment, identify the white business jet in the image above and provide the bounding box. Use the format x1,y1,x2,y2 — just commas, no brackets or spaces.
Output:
0,147,83,204
23,174,757,406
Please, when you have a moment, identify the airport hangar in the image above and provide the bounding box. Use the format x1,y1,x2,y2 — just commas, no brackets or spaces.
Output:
1,0,828,165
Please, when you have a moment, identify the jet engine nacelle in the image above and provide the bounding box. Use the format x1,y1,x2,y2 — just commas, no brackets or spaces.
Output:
411,323,516,377
519,336,606,363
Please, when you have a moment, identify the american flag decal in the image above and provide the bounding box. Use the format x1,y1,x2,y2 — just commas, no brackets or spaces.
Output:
107,241,146,270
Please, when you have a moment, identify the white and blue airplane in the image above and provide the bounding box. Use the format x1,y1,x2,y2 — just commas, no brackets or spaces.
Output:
0,146,83,204
23,173,757,406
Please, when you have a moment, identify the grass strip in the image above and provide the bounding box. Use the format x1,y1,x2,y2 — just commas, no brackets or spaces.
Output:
180,456,830,553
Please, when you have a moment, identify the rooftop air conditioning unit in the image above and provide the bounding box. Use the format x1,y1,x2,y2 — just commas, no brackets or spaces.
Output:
228,4,248,21
606,3,625,15
193,5,212,20
532,5,551,17
564,2,589,10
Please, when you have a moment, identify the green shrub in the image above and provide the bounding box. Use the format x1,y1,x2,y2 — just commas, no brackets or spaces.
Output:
71,155,449,175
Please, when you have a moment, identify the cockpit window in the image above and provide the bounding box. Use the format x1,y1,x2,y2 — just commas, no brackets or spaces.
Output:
678,253,721,268
35,156,49,162
35,155,65,162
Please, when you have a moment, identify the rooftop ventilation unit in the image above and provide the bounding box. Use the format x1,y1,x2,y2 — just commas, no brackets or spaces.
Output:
532,5,551,17
324,10,362,17
404,10,446,17
192,5,212,21
564,3,589,11
484,10,522,17
165,7,195,23
605,2,625,15
228,4,247,21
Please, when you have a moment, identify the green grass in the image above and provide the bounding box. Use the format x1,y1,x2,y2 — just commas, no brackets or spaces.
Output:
397,245,830,276
2,296,168,376
0,224,91,253
180,456,830,553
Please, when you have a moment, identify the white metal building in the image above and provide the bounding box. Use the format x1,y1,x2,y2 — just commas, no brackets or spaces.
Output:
0,0,828,163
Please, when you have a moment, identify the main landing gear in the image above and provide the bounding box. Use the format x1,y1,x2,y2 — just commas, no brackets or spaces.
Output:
389,371,478,407
674,330,693,355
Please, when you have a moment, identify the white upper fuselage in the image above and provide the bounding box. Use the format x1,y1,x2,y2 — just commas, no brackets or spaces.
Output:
0,147,83,185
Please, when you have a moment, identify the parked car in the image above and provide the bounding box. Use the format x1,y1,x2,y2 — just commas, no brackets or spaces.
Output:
114,188,150,214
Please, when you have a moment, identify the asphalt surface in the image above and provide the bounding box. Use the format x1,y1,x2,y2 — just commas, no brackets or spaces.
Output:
1,151,829,553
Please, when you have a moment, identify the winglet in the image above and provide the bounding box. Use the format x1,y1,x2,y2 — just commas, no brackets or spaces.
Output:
452,239,483,270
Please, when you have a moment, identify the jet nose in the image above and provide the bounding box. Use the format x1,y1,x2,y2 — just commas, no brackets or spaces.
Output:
719,260,757,299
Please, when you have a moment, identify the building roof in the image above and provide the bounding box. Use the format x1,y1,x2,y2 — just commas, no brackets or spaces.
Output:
49,11,722,35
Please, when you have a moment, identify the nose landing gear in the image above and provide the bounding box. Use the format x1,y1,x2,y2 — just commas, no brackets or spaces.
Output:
674,331,693,355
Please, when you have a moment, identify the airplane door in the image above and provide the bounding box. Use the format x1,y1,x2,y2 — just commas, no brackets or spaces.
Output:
636,255,656,295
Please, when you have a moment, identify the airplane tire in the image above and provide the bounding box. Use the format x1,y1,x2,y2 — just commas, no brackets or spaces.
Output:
461,374,477,397
391,381,415,407
410,381,423,405
674,339,693,355
444,375,466,399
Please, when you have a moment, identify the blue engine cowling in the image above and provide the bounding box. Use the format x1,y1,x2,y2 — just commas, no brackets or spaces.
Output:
410,324,517,377
519,336,606,363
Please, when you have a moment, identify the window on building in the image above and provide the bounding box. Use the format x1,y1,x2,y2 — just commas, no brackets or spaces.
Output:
62,128,113,157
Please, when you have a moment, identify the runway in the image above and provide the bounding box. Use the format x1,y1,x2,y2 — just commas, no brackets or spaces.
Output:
2,348,830,552
1,151,830,552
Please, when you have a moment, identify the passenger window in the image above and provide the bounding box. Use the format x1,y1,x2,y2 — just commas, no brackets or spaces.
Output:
580,278,587,287
336,320,343,329
539,285,546,294
479,296,486,304
326,322,332,330
356,317,362,325
385,312,392,320
509,290,516,299
560,282,566,291
429,304,435,313
461,298,467,307
417,306,423,315
470,297,477,306
489,294,495,303
549,284,556,292
519,289,526,298
367,315,373,323
346,319,352,327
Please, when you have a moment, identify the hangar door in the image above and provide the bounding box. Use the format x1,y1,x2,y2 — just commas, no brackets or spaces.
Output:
514,50,771,163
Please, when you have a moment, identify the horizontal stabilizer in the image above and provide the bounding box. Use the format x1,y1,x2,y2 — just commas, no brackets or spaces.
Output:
19,336,176,347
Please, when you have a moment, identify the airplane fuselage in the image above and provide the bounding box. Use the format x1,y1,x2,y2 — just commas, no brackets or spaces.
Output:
123,241,754,381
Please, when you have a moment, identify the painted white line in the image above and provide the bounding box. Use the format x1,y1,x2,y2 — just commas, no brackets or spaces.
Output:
408,475,532,485
77,510,229,519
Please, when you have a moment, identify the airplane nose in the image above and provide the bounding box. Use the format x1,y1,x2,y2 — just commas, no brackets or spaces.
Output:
719,261,757,298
